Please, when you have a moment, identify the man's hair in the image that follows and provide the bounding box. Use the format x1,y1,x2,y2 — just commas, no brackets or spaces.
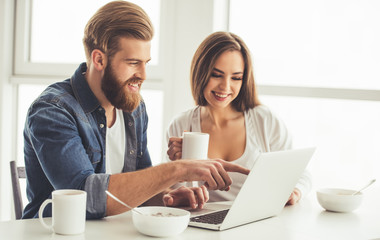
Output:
190,31,260,112
83,0,154,64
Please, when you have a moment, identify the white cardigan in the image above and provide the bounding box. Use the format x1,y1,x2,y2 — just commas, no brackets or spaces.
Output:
166,105,312,201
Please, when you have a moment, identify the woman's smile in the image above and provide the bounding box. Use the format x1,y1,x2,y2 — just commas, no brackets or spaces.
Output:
212,91,231,101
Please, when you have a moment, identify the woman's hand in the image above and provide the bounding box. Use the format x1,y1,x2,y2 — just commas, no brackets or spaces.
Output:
163,186,209,209
167,137,183,160
286,188,301,205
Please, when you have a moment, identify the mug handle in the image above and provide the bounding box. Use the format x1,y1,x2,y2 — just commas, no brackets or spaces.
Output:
39,199,53,230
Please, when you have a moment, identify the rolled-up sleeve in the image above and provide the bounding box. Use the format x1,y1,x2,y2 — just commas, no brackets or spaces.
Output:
84,174,110,219
294,169,312,197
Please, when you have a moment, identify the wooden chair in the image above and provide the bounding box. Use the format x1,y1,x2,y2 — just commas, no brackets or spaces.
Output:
10,161,26,220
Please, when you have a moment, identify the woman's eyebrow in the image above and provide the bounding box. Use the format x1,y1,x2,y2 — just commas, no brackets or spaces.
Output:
213,68,224,74
213,67,243,75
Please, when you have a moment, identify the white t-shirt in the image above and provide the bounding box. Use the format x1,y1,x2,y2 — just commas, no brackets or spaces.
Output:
166,105,312,201
106,109,126,174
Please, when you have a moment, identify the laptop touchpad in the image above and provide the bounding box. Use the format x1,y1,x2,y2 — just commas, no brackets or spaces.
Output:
187,203,231,217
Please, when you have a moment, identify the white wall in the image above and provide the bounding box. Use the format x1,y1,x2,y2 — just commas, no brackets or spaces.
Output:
162,0,218,129
0,0,16,221
160,0,223,161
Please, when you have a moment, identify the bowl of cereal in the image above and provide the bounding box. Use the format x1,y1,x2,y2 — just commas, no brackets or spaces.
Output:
132,206,190,237
316,188,363,213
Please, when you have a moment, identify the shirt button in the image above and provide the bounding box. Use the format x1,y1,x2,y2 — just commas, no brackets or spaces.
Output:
128,121,133,127
99,124,104,128
129,150,134,155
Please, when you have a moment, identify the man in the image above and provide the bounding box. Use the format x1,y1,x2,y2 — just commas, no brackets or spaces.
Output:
23,1,249,219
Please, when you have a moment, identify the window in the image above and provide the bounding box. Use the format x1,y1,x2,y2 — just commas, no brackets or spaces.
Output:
260,95,380,188
230,0,380,188
230,0,380,90
15,0,161,76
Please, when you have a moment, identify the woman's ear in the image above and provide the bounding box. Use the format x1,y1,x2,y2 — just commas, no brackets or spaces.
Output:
91,49,107,71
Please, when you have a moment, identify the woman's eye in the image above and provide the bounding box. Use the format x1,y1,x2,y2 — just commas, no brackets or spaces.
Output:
211,73,222,78
232,77,243,81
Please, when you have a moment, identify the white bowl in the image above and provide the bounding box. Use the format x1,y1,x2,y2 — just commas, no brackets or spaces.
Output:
316,188,363,213
132,206,190,237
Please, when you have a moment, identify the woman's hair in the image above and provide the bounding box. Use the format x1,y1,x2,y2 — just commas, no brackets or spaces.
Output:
190,31,260,112
83,0,154,64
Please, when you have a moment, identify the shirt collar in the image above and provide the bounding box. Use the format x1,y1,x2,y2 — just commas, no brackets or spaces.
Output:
70,62,102,113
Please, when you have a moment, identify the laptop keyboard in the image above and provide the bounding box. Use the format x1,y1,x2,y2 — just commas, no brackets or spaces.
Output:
190,209,229,225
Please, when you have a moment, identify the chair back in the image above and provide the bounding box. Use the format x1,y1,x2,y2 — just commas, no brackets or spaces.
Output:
10,161,26,220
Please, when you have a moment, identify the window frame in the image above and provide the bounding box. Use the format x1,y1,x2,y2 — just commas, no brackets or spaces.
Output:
12,0,168,165
257,85,380,101
13,0,163,80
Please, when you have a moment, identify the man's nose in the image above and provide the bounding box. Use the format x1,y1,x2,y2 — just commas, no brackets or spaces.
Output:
134,64,146,80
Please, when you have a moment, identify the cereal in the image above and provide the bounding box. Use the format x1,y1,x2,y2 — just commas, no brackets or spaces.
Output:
151,212,179,217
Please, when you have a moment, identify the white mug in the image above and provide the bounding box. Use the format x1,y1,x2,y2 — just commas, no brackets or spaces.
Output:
182,132,209,160
182,132,209,187
39,189,87,235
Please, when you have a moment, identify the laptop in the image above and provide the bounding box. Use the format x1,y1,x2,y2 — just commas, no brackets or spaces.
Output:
188,147,316,231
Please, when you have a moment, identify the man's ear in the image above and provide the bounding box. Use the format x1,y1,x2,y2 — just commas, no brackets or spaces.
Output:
91,49,107,71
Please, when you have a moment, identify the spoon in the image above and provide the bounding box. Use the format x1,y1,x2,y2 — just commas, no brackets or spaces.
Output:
105,190,143,215
352,179,376,195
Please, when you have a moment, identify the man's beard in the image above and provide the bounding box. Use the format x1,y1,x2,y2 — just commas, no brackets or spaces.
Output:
101,63,142,112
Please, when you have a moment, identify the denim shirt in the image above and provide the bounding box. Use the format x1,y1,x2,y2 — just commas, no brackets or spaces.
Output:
22,63,152,219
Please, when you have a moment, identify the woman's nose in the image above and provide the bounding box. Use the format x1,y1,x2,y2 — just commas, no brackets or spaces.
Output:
219,77,230,90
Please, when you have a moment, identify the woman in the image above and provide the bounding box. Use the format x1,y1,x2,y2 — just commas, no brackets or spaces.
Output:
166,32,311,205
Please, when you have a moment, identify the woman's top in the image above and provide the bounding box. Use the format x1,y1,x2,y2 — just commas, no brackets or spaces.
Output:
166,105,312,201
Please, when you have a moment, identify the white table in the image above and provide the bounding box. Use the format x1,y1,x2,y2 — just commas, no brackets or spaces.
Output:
1,187,380,240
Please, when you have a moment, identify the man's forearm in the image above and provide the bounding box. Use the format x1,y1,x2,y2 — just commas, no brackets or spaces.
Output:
106,162,182,216
105,158,250,216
